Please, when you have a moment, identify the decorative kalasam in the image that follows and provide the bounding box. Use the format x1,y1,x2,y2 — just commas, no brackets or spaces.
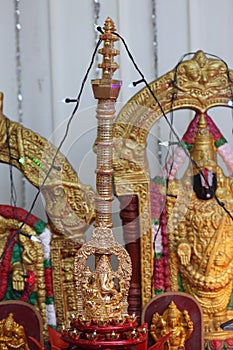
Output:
113,50,233,311
150,301,193,350
0,312,30,350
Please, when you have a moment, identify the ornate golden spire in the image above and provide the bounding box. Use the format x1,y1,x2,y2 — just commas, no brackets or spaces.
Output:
92,17,121,100
98,17,120,80
191,113,217,174
73,16,132,323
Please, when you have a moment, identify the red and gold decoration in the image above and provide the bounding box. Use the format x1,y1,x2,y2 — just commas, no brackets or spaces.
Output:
0,205,55,335
61,17,148,349
150,301,193,350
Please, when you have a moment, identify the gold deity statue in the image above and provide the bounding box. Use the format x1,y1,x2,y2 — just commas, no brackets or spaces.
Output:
0,313,30,350
150,301,193,350
81,254,123,320
166,112,233,338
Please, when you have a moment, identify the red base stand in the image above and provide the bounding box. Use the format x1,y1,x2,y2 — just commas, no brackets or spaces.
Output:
62,320,148,350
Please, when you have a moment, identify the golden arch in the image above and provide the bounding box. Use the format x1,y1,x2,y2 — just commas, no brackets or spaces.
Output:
113,50,233,306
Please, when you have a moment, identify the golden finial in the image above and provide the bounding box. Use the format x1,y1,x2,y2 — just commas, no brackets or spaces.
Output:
92,18,121,100
191,113,217,174
167,301,181,319
98,17,120,80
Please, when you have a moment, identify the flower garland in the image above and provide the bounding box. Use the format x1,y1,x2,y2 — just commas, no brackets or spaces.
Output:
0,230,16,299
150,180,170,293
0,205,56,328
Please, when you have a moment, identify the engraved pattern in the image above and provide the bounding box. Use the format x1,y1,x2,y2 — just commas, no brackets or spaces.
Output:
113,51,233,309
0,98,96,240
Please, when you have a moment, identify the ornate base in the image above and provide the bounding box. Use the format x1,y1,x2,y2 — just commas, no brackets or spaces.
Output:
203,310,233,340
62,317,148,349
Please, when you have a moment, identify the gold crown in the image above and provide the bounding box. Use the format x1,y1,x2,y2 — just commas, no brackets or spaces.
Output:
95,254,112,274
167,301,181,318
190,113,217,174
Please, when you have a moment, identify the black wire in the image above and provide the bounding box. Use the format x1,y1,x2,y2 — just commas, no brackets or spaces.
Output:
0,38,103,263
112,32,233,222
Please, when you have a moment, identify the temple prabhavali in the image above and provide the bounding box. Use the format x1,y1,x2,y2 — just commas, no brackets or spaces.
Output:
1,17,233,350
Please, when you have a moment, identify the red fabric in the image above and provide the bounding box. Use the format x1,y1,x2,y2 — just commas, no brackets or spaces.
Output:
205,113,223,141
182,112,199,144
182,112,223,145
29,336,45,350
148,331,173,350
48,327,69,350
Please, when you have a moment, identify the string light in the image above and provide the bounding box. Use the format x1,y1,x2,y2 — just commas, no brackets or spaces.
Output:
159,141,182,147
18,231,41,242
128,79,144,88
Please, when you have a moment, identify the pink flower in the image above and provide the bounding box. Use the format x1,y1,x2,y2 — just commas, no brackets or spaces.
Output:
209,338,223,350
225,337,233,349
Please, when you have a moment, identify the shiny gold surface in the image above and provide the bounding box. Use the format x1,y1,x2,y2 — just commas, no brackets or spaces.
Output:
0,90,96,333
72,17,132,329
166,115,233,339
167,170,233,338
0,313,30,350
191,113,217,175
74,226,132,321
0,216,47,333
50,236,81,330
150,301,193,350
113,50,233,308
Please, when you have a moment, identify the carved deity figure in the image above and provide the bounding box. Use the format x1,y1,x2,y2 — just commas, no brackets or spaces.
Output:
165,112,233,335
81,254,123,320
0,313,30,350
150,301,193,350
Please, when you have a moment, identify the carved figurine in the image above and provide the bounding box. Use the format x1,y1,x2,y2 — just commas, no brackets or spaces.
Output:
0,313,30,350
150,301,193,350
81,254,123,319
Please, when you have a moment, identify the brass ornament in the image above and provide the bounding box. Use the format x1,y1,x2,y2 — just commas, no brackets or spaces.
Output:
0,313,30,350
62,18,148,349
150,301,193,350
72,16,132,324
74,225,132,321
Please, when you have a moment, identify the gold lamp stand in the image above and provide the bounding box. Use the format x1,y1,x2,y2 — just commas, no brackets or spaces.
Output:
61,18,148,349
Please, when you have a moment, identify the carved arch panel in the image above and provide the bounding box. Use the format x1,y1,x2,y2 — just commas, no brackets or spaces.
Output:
113,50,233,310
